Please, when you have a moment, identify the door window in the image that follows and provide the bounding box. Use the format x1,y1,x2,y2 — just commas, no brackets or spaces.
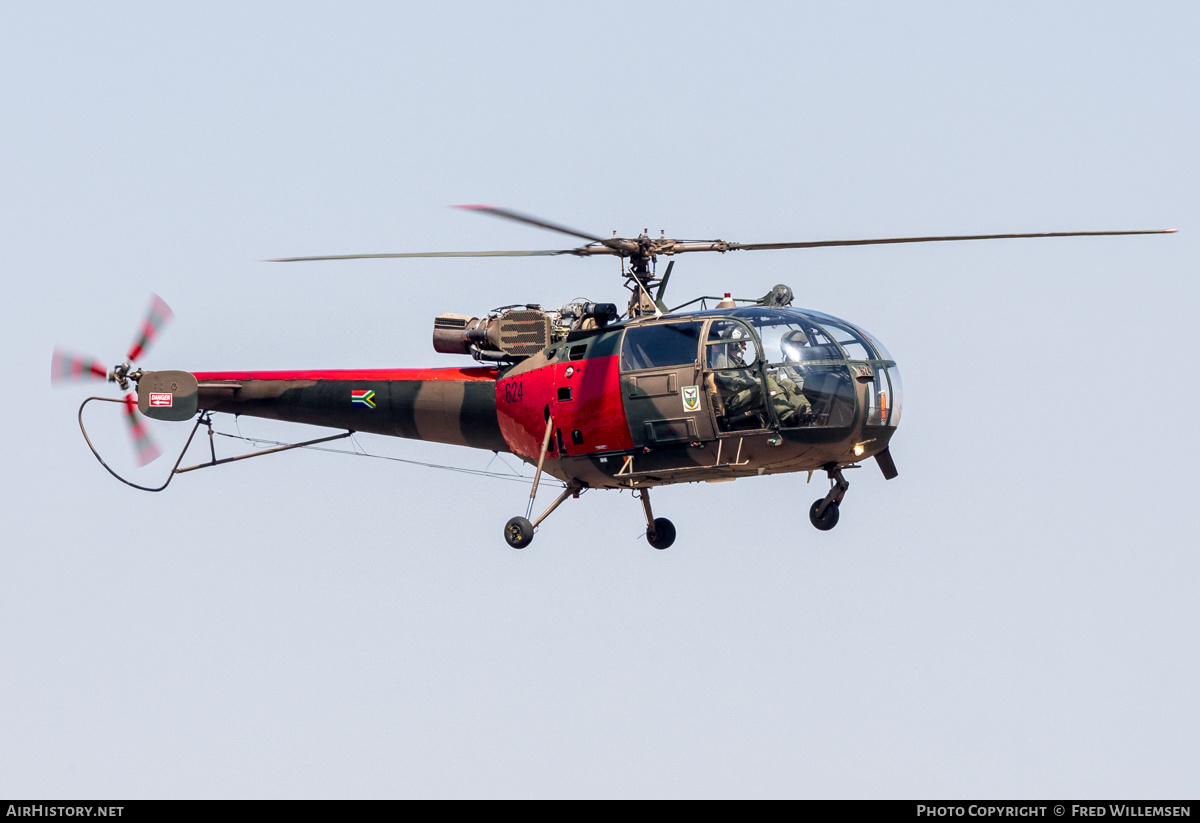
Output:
703,320,769,432
620,322,703,371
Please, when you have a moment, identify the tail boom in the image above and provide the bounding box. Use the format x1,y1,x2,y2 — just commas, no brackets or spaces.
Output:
188,367,506,452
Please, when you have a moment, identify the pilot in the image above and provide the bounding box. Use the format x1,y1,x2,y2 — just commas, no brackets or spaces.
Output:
710,326,750,369
769,329,814,425
779,328,810,362
709,326,761,423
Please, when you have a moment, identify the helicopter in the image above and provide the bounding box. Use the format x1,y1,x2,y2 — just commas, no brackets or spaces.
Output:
51,206,1175,550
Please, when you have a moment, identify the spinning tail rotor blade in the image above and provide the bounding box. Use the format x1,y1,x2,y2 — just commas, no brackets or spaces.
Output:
51,349,109,383
53,295,172,467
127,294,173,362
123,393,161,466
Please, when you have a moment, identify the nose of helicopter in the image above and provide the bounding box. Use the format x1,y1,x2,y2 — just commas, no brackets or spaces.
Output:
868,360,903,430
835,321,901,431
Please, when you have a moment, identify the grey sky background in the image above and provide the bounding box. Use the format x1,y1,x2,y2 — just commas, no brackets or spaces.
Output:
2,1,1197,799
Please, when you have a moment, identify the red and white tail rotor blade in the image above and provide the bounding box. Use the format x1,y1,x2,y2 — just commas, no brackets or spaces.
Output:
127,294,173,362
50,348,109,384
122,393,161,466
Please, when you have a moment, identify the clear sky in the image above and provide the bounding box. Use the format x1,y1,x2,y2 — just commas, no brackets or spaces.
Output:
2,0,1197,799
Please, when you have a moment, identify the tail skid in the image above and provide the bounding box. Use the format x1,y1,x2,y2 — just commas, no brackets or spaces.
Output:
78,396,352,492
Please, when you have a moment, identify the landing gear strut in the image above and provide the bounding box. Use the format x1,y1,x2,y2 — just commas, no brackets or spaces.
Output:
637,488,676,550
809,464,849,531
504,482,583,549
503,413,586,549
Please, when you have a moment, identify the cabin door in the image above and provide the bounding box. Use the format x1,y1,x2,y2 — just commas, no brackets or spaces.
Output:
619,321,715,445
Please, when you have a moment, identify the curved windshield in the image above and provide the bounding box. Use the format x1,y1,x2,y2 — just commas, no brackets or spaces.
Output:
707,310,855,429
689,308,900,430
855,325,893,362
735,308,844,363
799,309,894,362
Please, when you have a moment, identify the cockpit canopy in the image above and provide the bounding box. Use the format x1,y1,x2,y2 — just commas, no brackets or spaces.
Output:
729,307,894,363
619,306,902,431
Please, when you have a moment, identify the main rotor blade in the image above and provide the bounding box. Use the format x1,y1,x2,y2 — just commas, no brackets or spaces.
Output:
720,228,1177,253
455,205,635,253
267,247,620,262
269,221,1175,263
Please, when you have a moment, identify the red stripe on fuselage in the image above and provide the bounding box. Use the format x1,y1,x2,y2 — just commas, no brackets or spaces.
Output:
191,367,500,382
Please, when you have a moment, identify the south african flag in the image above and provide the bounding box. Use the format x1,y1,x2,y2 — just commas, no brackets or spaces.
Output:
351,389,376,409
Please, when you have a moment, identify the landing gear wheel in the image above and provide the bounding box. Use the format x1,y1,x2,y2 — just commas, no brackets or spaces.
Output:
646,517,676,550
809,500,840,531
504,516,534,549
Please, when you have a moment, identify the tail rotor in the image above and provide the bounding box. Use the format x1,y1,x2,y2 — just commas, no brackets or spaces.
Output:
52,293,173,466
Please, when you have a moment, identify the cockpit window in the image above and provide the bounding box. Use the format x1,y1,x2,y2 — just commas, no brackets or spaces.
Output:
701,320,768,431
810,318,873,361
620,322,703,371
799,310,894,362
863,364,903,428
685,307,897,431
704,320,757,369
723,308,857,429
855,326,893,362
736,308,842,364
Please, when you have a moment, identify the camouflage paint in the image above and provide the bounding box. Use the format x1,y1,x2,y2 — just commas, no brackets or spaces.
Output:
160,307,900,492
190,367,506,452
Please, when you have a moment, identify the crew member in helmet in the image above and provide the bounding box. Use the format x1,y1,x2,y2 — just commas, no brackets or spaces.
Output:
710,325,750,369
779,328,810,362
708,324,762,426
770,328,814,425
